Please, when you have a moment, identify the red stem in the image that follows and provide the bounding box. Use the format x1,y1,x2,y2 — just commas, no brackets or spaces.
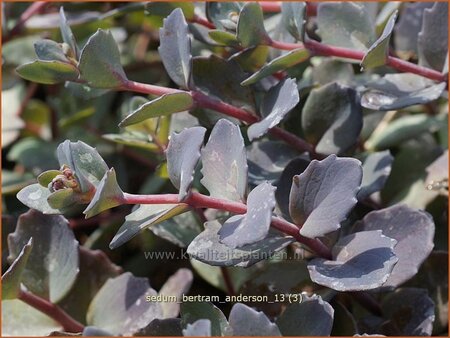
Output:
122,192,332,260
7,2,48,38
271,39,447,83
191,14,216,29
120,79,180,96
259,1,281,12
18,289,84,333
220,267,236,296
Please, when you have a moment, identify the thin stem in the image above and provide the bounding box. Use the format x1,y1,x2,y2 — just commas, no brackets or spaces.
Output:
259,1,281,12
120,79,180,97
220,267,236,296
192,14,216,29
270,39,447,83
122,192,332,260
18,289,84,333
7,2,48,39
350,291,383,317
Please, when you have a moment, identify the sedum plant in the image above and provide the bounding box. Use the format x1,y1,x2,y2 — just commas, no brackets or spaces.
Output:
2,1,448,336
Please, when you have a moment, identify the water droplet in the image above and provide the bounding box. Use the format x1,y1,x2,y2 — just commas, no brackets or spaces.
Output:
361,90,396,109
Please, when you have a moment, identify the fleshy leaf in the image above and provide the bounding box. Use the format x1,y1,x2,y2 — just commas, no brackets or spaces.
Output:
206,2,242,31
135,318,183,337
2,300,62,336
361,73,446,111
425,150,448,193
317,2,375,51
247,78,299,140
83,168,124,218
289,155,362,238
17,183,61,214
167,127,205,200
241,49,310,85
358,150,394,200
119,92,194,127
192,55,255,109
308,230,398,291
208,30,240,47
86,272,163,336
109,204,188,249
381,288,435,335
394,3,433,58
276,294,334,336
2,238,33,300
145,2,195,21
219,182,276,248
418,2,448,71
200,119,247,202
159,8,192,89
158,269,193,319
181,302,230,337
247,140,300,185
361,11,397,69
353,204,435,288
7,210,79,302
16,60,79,84
47,188,78,210
302,82,362,155
236,3,271,48
59,7,80,59
56,140,108,193
78,29,127,88
365,113,446,151
58,247,122,324
34,39,70,63
183,319,211,337
187,220,294,267
228,303,281,336
281,2,306,41
37,170,61,187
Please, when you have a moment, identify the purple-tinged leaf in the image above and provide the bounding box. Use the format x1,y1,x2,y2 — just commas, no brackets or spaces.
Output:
361,73,446,111
166,126,206,200
56,140,108,193
276,294,334,336
34,39,70,63
219,182,276,248
425,150,448,193
119,93,194,127
159,8,192,89
183,319,211,336
361,11,397,69
200,119,247,202
2,238,33,300
229,303,281,336
331,300,358,336
79,29,127,88
59,7,80,59
302,82,362,155
381,288,435,336
353,204,434,288
7,210,79,302
394,3,434,58
135,318,183,337
247,140,300,186
58,247,122,324
236,3,271,48
358,150,393,200
86,272,163,335
405,251,448,334
109,204,188,249
317,2,375,51
83,168,124,218
181,302,230,337
247,78,299,141
187,220,294,267
418,2,448,71
158,269,193,319
289,154,362,238
308,230,398,291
275,157,310,220
281,2,306,41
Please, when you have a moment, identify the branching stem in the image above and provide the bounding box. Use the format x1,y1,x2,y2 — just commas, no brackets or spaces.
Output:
122,192,332,260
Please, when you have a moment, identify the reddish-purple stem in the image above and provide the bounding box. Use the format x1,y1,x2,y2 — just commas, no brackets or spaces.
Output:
18,289,84,333
122,192,332,260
